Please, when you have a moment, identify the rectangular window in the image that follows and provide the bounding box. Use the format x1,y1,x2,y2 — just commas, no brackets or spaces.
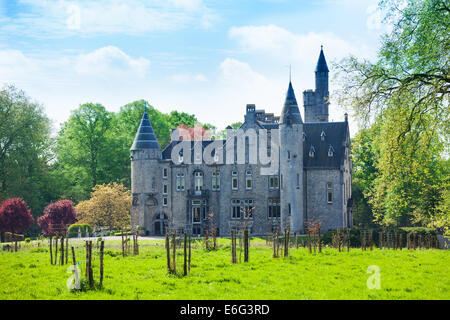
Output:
269,175,279,189
212,171,220,191
194,171,203,191
163,197,168,206
296,173,300,188
193,207,201,223
162,168,168,179
231,199,241,219
163,184,168,195
268,199,280,219
327,183,333,204
176,173,185,191
245,170,252,190
232,171,238,190
242,199,254,219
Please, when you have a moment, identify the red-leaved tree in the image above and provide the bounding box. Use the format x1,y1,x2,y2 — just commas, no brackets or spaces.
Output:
38,200,77,236
0,198,34,234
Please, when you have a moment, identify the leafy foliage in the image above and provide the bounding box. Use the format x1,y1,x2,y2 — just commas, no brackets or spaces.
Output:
75,183,131,230
38,200,77,236
0,198,34,234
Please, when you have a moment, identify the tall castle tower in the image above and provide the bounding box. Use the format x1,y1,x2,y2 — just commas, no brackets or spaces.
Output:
130,108,162,233
303,46,329,122
279,81,304,233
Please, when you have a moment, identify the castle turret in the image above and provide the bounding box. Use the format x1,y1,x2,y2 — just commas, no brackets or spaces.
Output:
304,46,329,122
279,81,304,233
130,108,162,233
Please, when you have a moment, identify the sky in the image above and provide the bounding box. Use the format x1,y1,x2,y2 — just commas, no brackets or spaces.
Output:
0,0,387,135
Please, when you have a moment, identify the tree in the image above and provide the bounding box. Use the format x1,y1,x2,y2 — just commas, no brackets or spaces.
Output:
335,0,449,228
0,85,54,234
38,200,77,236
55,103,113,200
0,198,34,234
75,183,131,230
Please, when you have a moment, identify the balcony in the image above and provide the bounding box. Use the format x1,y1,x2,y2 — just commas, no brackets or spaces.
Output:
187,189,210,197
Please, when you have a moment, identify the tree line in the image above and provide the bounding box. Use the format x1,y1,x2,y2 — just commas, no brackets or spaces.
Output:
0,86,211,236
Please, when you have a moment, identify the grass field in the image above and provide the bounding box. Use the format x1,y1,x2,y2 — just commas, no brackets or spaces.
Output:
0,238,449,300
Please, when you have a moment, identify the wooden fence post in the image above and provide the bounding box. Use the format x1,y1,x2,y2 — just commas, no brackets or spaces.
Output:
165,231,171,272
50,236,53,265
184,233,187,276
99,241,104,287
172,232,176,274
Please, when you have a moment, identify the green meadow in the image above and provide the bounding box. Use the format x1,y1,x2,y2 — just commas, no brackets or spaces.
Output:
0,238,449,300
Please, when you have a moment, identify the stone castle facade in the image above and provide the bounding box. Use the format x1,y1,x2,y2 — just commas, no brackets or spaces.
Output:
130,47,353,236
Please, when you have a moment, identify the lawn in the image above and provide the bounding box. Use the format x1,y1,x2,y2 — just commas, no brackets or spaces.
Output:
0,238,449,300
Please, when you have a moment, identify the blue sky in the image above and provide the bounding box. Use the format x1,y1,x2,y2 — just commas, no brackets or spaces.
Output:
0,0,386,134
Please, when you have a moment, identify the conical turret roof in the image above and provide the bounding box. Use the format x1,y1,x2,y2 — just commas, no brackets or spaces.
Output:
130,110,160,151
280,81,303,125
315,46,329,73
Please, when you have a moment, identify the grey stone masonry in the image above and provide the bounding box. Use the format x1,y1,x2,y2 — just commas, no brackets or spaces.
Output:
130,47,352,236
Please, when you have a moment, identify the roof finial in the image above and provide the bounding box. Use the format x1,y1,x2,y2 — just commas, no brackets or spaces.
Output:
289,64,292,83
321,44,323,50
144,101,147,113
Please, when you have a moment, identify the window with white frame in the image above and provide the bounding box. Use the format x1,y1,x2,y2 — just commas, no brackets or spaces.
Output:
327,183,333,203
268,199,280,219
163,184,168,195
269,175,279,189
231,170,238,190
162,168,168,179
231,199,241,219
163,197,168,206
245,170,252,190
212,170,220,191
194,171,203,191
176,173,185,191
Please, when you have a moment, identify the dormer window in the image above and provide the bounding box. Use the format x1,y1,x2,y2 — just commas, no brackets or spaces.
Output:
328,145,335,157
320,131,326,141
309,146,315,158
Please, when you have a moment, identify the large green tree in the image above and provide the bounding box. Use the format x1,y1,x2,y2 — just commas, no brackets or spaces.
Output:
0,85,55,235
55,103,113,201
336,0,449,229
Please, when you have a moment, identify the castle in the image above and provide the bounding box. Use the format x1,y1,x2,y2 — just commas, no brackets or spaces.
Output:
130,47,353,236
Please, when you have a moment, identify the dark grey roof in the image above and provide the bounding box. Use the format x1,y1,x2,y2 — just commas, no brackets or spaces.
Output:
315,47,329,73
130,111,161,151
162,140,225,161
280,82,303,125
303,121,348,168
257,121,279,130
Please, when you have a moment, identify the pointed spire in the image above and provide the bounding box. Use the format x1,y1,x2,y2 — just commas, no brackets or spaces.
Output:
315,46,329,73
281,81,303,125
130,109,160,151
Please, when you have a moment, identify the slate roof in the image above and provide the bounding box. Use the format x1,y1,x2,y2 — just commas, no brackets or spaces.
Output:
130,111,161,151
280,82,303,125
303,121,348,168
162,140,226,161
315,47,329,73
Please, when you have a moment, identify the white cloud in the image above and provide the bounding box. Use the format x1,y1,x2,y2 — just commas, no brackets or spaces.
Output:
171,73,208,83
229,24,375,64
75,46,150,78
1,0,215,37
